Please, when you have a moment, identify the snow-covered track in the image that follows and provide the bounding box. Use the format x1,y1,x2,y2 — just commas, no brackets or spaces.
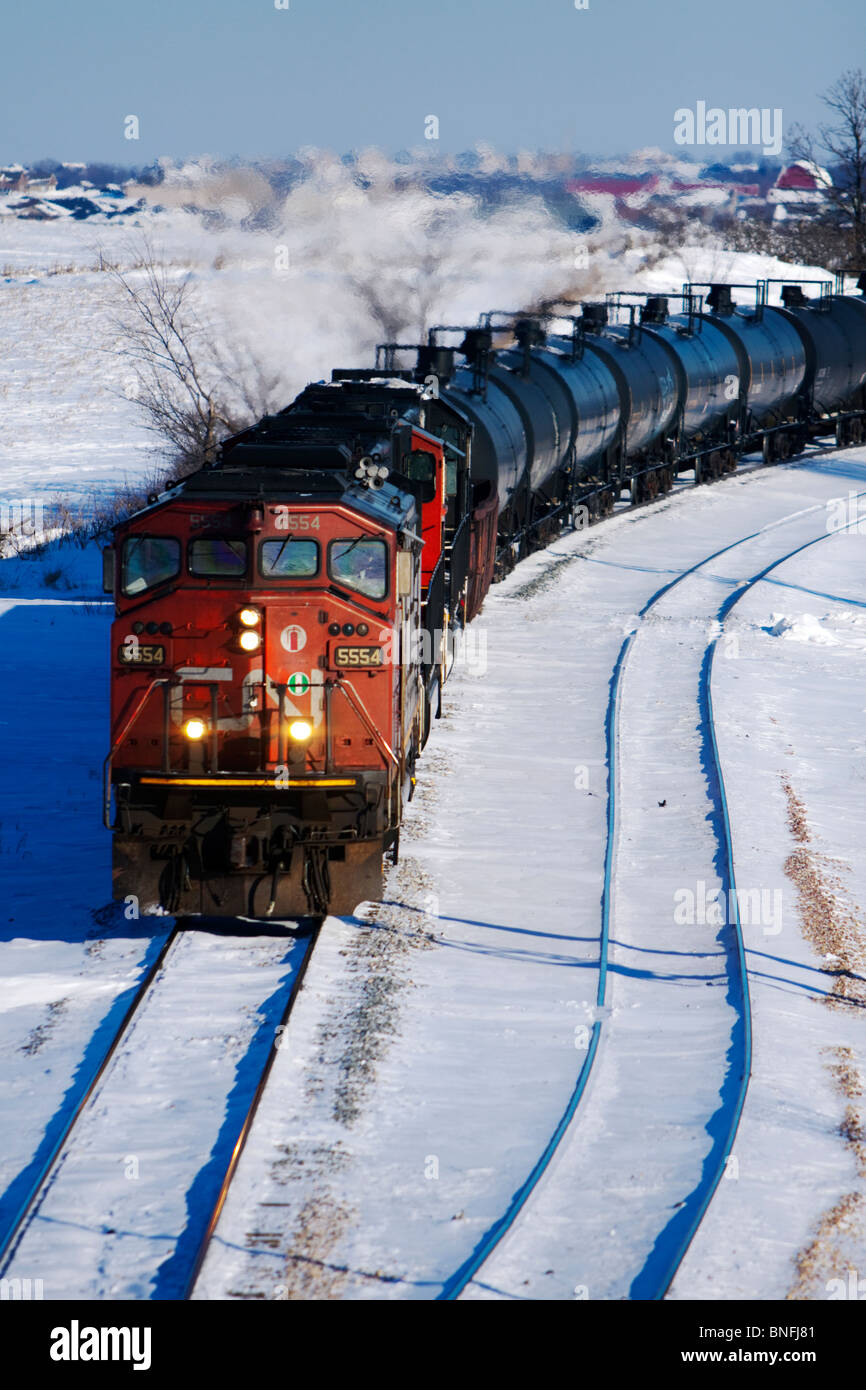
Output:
183,916,322,1299
654,502,866,1295
0,922,181,1278
442,483,866,1302
0,918,320,1299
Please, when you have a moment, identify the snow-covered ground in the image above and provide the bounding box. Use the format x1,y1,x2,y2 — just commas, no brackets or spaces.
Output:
2,205,864,1301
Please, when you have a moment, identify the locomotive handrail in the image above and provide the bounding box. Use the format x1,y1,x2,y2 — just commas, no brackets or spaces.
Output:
330,676,399,769
447,511,472,612
103,677,171,828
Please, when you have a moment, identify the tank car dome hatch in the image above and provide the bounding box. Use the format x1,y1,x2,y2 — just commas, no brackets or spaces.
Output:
706,284,734,316
581,303,608,331
414,345,456,386
641,296,669,325
781,285,808,307
458,327,493,365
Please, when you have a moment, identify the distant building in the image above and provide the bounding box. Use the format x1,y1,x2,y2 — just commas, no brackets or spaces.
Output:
0,166,58,195
767,160,832,221
26,175,58,195
0,165,28,194
774,160,832,193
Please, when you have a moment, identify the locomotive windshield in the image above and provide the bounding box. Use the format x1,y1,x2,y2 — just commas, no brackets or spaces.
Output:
260,538,319,578
121,535,181,596
328,537,387,600
189,538,248,577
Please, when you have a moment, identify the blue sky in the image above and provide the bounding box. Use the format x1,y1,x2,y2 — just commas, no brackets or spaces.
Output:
2,0,863,163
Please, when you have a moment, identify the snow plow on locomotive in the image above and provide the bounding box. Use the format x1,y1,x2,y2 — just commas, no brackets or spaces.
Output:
104,278,866,918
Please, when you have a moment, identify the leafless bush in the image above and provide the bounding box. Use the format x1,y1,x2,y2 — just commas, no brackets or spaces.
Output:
788,68,866,269
719,213,848,273
103,239,282,470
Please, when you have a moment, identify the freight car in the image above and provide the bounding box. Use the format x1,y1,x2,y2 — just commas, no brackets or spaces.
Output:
103,277,866,918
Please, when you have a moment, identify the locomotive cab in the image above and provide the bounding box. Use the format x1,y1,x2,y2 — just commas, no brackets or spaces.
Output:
105,456,426,919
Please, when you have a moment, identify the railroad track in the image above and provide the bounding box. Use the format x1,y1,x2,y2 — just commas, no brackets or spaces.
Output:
0,916,321,1298
0,922,181,1278
439,482,866,1301
183,917,321,1299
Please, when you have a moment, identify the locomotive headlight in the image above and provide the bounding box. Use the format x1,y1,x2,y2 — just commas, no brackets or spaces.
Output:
184,718,206,741
288,719,313,742
238,608,260,628
238,629,261,652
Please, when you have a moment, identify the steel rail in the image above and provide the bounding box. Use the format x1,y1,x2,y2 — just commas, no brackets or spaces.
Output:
650,505,866,1297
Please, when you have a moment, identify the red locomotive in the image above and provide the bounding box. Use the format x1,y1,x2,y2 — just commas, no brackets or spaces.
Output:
104,373,487,918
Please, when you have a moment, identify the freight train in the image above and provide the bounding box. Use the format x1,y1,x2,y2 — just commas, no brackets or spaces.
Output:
104,276,866,918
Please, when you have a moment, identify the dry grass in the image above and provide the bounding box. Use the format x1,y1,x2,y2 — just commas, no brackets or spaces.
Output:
278,1197,355,1300
824,1045,864,1101
788,1191,864,1299
781,778,866,1012
783,777,866,1297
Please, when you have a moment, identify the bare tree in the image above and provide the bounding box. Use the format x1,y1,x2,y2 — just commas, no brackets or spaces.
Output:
105,240,281,470
788,68,866,270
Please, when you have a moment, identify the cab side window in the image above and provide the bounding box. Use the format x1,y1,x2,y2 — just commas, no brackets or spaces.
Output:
328,538,387,600
121,536,181,596
405,449,436,482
